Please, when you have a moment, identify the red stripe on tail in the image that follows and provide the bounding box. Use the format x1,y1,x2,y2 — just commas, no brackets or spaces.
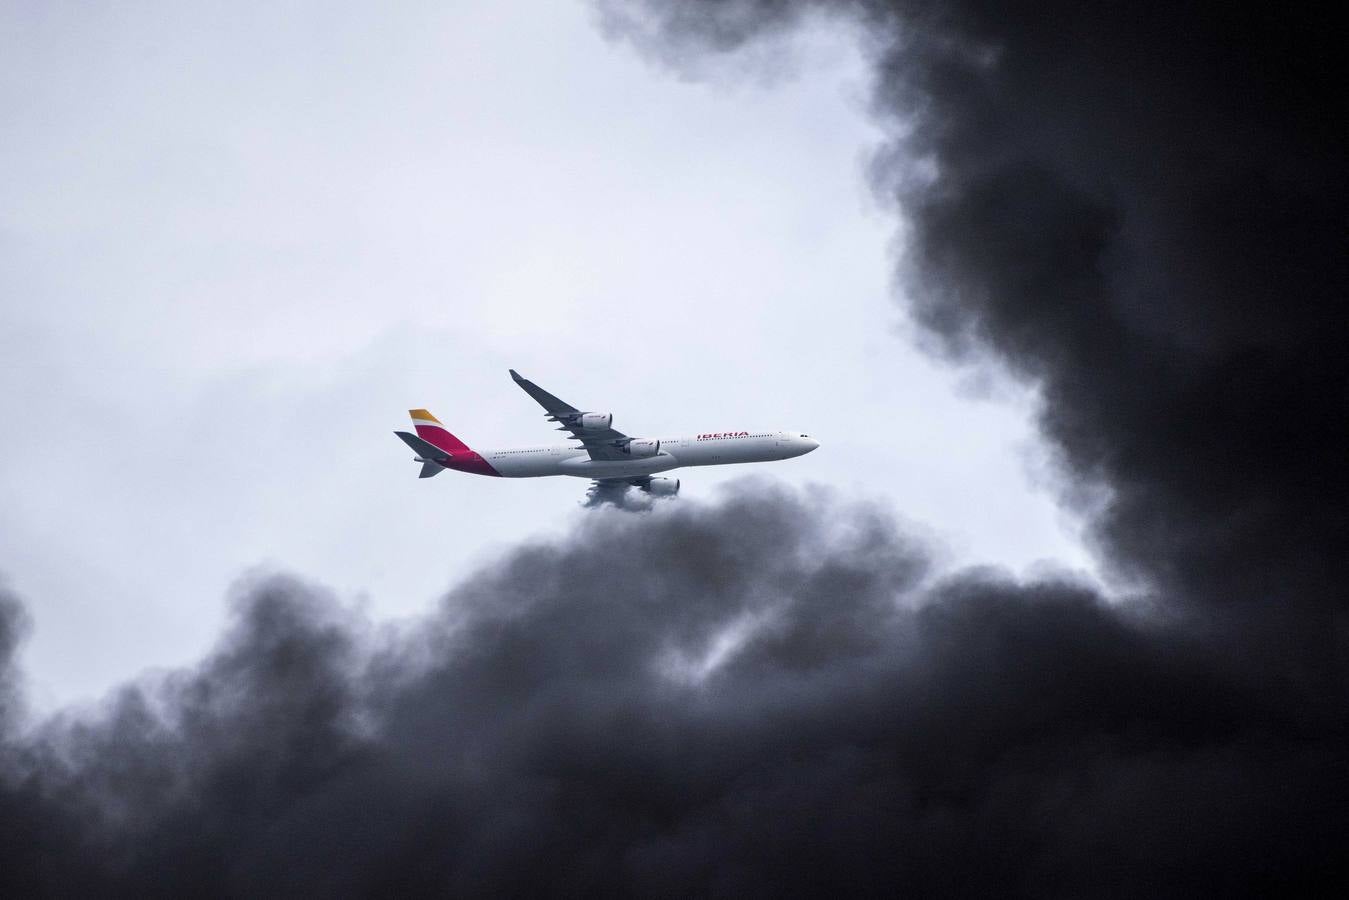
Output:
409,410,501,477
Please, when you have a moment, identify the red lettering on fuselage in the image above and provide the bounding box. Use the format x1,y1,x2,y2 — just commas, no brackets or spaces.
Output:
697,432,750,440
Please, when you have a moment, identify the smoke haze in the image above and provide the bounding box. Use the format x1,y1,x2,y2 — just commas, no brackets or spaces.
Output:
3,1,1345,893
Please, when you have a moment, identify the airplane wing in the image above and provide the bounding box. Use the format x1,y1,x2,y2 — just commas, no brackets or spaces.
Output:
509,369,632,460
584,476,651,508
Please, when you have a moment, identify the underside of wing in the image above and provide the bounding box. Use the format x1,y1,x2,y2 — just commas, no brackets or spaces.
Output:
583,476,651,508
509,369,632,460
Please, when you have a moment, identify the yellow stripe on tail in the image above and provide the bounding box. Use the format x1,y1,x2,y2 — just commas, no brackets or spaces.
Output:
409,409,442,426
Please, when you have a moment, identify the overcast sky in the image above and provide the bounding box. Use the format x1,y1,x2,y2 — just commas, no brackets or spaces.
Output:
1,1,1091,707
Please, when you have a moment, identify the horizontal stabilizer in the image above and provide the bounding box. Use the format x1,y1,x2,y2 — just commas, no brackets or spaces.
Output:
419,461,443,478
395,431,452,461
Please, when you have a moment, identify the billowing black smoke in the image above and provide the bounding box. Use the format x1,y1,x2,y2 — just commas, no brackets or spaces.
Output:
2,483,1340,894
604,1,1347,613
3,2,1345,893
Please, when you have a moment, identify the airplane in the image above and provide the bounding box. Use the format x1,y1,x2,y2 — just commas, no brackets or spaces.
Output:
395,369,819,506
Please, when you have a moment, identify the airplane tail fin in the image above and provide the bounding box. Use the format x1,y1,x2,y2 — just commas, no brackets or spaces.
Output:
409,409,472,454
397,412,500,480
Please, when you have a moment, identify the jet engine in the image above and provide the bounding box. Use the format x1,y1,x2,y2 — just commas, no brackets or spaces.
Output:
625,438,661,458
644,477,680,496
576,412,612,430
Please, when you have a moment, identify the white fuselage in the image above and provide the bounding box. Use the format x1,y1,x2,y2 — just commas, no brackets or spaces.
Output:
483,430,819,479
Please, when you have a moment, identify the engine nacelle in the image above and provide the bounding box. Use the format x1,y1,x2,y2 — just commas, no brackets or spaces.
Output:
644,476,680,496
577,412,613,431
626,438,661,458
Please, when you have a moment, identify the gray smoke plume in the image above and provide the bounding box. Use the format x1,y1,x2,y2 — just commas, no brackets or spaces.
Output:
601,0,1347,617
2,482,1341,894
3,1,1346,893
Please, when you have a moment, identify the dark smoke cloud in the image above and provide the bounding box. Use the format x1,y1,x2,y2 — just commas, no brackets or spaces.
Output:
603,1,1347,612
3,484,1341,894
4,1,1346,893
593,0,1348,887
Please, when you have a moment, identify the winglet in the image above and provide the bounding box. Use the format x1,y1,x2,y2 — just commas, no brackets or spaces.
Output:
507,369,580,416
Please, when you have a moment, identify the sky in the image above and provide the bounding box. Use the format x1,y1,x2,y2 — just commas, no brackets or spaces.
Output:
2,1,1344,892
1,0,1089,708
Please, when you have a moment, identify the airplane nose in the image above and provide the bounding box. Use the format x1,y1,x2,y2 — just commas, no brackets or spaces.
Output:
804,437,820,452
